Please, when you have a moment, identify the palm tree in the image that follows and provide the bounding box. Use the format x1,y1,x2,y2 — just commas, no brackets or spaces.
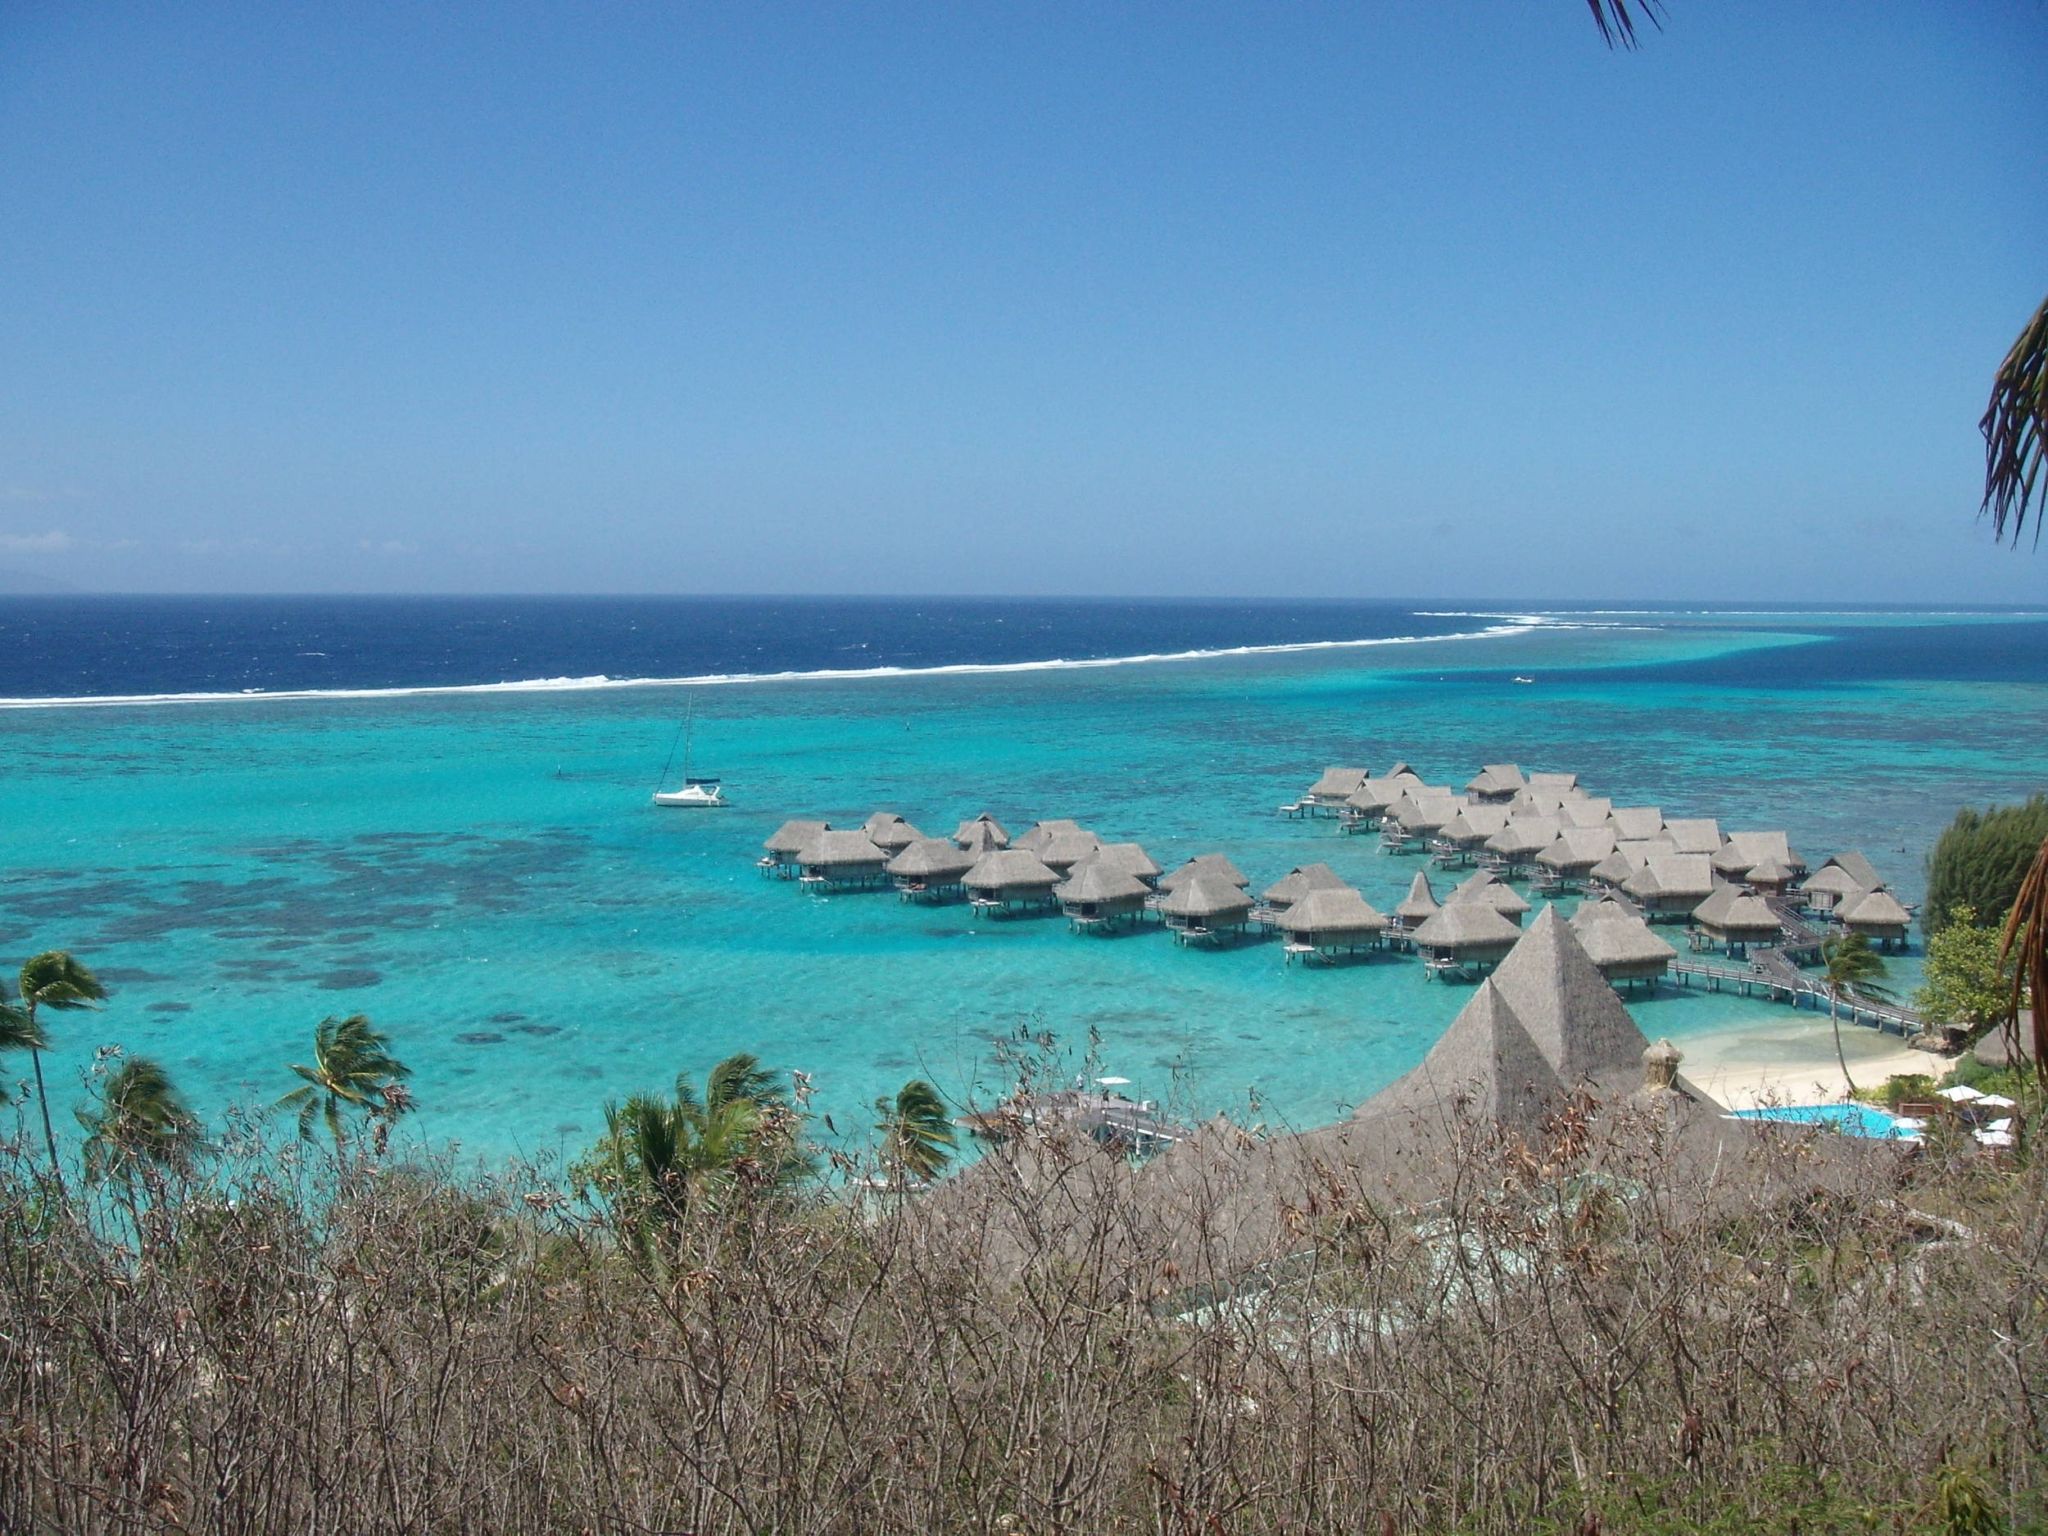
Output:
1819,934,1892,1097
1981,295,2048,548
5,952,108,1186
595,1053,814,1243
78,1055,206,1196
1999,842,2048,1088
873,1079,957,1186
278,1014,411,1148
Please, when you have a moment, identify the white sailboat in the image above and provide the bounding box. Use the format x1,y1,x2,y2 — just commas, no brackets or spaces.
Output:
652,707,729,808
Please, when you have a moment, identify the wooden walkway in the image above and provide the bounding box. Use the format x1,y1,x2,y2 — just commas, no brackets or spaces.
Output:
1668,950,1925,1035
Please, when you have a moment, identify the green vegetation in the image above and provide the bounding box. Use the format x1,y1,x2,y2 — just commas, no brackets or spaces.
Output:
1924,794,2048,936
1818,933,1890,1096
873,1077,957,1185
1,950,106,1187
1915,904,2017,1043
278,1012,413,1150
77,1053,206,1194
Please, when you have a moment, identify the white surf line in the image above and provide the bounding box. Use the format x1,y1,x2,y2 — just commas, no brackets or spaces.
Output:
0,617,1563,711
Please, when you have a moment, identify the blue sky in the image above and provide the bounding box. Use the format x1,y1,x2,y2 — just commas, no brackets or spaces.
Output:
0,2,2041,599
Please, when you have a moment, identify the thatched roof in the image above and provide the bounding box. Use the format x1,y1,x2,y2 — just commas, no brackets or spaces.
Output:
1589,850,1636,887
1570,909,1677,970
953,813,1011,852
884,837,978,880
1278,886,1387,939
1812,851,1886,894
1438,805,1512,845
1395,871,1440,922
1561,798,1615,829
1157,874,1253,923
1536,827,1617,872
1745,857,1795,886
1158,854,1250,893
1366,980,1568,1126
1261,861,1349,908
1512,789,1569,815
1385,761,1419,781
862,812,926,852
1039,829,1104,871
1308,766,1370,799
1409,901,1523,951
1053,861,1151,905
764,818,829,856
1570,893,1638,926
1694,884,1781,937
1528,771,1579,792
800,828,890,869
1343,779,1400,813
1616,837,1678,869
1840,889,1913,929
1449,870,1531,918
1015,819,1089,854
1086,842,1162,881
1465,763,1526,796
1623,854,1715,903
964,848,1061,894
1608,806,1664,841
1486,816,1562,858
1712,832,1803,878
1383,792,1460,833
1661,818,1722,856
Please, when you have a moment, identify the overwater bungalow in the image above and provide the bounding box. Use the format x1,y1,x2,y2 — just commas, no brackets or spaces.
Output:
1838,888,1913,951
1620,853,1717,922
885,837,978,901
1278,886,1388,961
1570,898,1677,990
1608,806,1665,842
1304,766,1370,813
1534,827,1617,890
1528,771,1580,793
1039,828,1104,873
796,829,891,889
1409,901,1523,980
1261,861,1348,911
1448,870,1532,925
760,818,829,877
1710,831,1807,882
1338,777,1402,832
1661,818,1722,856
1464,763,1527,802
1084,842,1164,884
1483,815,1562,876
1432,805,1511,865
1014,819,1092,855
963,848,1063,915
862,812,926,854
1158,853,1251,893
1690,883,1783,957
1054,861,1152,932
1560,798,1615,830
1387,870,1440,947
1587,848,1636,891
1158,875,1255,946
1743,856,1797,893
1381,792,1460,852
1511,788,1570,816
1803,852,1886,912
954,812,1011,853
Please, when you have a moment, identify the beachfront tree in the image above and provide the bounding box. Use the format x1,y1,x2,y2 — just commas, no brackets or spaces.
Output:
4,951,108,1187
873,1078,956,1186
1916,905,2017,1049
1925,796,2048,937
584,1053,814,1250
278,1013,412,1150
78,1054,206,1199
1819,934,1892,1097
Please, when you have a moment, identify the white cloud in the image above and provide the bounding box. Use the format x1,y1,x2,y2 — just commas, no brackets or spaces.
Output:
0,529,73,554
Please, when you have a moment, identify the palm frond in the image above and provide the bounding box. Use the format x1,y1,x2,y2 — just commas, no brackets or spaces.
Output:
18,951,108,1011
0,1000,45,1055
1999,835,2048,1086
1982,293,2048,548
705,1053,783,1112
1587,0,1663,50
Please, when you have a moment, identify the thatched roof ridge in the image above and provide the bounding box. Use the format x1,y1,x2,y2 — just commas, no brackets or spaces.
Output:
1278,886,1387,939
1712,831,1804,877
1440,805,1512,845
1054,861,1151,904
1365,979,1568,1128
1693,885,1780,936
1661,818,1722,856
1589,850,1636,887
1536,827,1618,871
1159,854,1250,892
1157,874,1254,922
1261,862,1348,907
964,847,1061,893
1561,798,1615,829
1487,906,1658,1084
1465,763,1526,796
1015,819,1089,854
885,837,978,880
953,813,1011,851
1396,871,1440,922
1039,829,1104,871
1308,766,1370,799
801,828,890,869
1840,888,1912,928
1449,870,1531,917
1571,893,1638,926
1624,853,1715,902
863,812,926,852
1745,857,1795,885
1814,851,1886,893
1487,815,1562,858
1085,842,1162,880
1572,910,1678,969
765,818,829,855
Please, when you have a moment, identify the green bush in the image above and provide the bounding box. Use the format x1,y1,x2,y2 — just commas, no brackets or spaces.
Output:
1924,794,2048,936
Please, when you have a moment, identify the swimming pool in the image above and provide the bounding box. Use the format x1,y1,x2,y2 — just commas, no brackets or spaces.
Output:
1731,1104,1916,1139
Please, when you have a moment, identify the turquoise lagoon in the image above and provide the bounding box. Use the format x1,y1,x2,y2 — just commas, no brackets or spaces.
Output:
3,610,2045,1167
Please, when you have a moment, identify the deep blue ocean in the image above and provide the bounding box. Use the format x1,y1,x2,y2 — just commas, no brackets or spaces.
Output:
2,595,2046,1169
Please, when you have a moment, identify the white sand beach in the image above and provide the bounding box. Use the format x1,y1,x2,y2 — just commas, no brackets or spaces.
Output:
1674,1011,1947,1109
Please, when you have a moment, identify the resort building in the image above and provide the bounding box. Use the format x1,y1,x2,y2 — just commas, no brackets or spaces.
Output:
1261,862,1349,911
1608,806,1664,842
1084,842,1164,884
1158,874,1255,945
863,812,926,854
963,848,1063,915
1464,763,1527,802
1710,831,1807,882
1015,819,1094,856
1534,827,1618,889
1620,854,1716,922
1038,829,1104,873
1690,883,1784,957
761,818,829,877
1570,897,1677,990
1408,900,1523,980
1277,886,1388,961
1388,870,1440,945
1837,888,1913,951
1560,798,1615,830
1802,851,1887,912
1661,818,1722,856
1447,870,1531,925
1159,854,1251,893
884,837,977,901
953,813,1011,853
1482,815,1561,876
797,828,892,889
1054,862,1152,932
1432,805,1511,864
1304,766,1370,812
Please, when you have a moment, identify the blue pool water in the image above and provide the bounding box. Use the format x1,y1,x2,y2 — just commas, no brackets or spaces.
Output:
1,597,2043,1168
1732,1103,1914,1138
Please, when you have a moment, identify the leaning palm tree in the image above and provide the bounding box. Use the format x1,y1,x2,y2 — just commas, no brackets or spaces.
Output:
78,1055,206,1197
6,952,108,1187
278,1014,411,1148
1982,294,2048,548
873,1079,957,1186
1819,934,1892,1097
